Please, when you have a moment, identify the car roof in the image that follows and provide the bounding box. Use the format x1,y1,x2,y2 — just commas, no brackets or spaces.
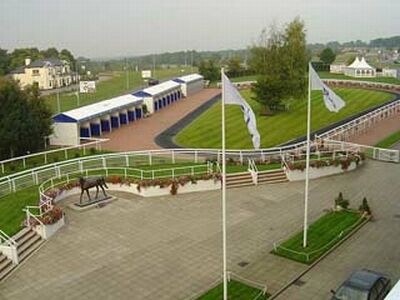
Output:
344,270,386,291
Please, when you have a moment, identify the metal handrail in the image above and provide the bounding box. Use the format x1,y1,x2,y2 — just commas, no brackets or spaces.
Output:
0,229,17,247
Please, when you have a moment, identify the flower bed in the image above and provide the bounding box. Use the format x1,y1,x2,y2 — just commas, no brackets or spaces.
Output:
31,206,65,240
44,173,222,202
284,153,365,181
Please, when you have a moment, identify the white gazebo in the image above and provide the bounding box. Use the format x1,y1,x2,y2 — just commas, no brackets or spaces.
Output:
344,57,376,78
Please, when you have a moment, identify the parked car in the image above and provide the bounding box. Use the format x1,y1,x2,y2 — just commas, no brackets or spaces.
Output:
331,269,391,300
384,279,400,300
147,78,159,86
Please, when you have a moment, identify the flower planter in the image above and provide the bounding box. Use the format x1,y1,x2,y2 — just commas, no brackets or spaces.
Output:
34,214,65,240
285,161,360,182
51,179,221,202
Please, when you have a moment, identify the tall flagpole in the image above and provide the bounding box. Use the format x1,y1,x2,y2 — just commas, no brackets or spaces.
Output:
303,64,312,248
221,68,228,300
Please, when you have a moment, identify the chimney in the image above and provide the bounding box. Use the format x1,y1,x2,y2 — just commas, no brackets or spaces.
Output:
25,58,31,66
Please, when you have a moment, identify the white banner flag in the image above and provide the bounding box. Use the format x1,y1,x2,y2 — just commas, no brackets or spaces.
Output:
310,64,346,112
222,72,261,149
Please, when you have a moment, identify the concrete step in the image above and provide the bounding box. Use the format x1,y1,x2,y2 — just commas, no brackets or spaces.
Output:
0,259,14,282
18,238,45,263
258,178,288,184
0,253,8,265
13,227,32,244
227,182,255,188
17,233,42,257
16,229,37,246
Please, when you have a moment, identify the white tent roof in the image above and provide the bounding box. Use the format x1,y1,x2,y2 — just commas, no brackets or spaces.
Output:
54,94,143,123
141,80,180,97
347,57,375,69
175,73,204,84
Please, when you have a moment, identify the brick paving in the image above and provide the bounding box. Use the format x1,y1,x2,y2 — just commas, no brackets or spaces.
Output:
100,89,221,152
0,160,399,300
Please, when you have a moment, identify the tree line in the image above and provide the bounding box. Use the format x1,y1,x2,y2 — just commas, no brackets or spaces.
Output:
0,78,53,159
0,47,76,76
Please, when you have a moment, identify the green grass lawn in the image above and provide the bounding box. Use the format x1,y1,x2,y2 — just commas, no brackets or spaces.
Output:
197,280,268,300
375,130,400,148
175,88,395,149
44,67,196,113
318,71,400,85
0,186,40,236
272,211,364,264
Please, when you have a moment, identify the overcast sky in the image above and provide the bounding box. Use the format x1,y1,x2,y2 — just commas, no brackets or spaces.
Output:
0,0,398,58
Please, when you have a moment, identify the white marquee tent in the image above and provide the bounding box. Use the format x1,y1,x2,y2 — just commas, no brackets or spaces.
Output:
344,57,376,78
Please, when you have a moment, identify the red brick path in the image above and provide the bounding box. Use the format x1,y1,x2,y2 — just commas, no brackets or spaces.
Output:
348,113,400,146
101,89,221,151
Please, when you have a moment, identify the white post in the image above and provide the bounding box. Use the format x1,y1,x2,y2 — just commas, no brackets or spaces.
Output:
303,64,312,248
221,68,228,300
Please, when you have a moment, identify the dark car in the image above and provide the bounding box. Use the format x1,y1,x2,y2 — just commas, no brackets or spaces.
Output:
147,78,159,86
331,269,391,300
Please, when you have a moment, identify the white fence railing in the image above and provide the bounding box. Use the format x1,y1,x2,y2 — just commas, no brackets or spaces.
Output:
316,98,400,141
0,137,108,175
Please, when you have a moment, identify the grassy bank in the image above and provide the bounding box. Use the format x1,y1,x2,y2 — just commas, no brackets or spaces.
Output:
197,280,268,300
175,88,394,149
375,130,400,148
272,210,364,264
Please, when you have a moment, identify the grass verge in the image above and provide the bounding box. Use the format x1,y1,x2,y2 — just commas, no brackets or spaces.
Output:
272,210,365,264
318,72,400,85
197,280,269,300
175,88,394,149
374,130,400,148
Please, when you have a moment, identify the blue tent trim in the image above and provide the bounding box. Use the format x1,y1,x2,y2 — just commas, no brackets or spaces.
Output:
53,114,77,123
173,78,185,83
132,90,152,97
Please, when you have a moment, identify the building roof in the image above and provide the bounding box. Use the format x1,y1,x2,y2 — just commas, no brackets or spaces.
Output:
11,58,68,74
10,66,26,74
347,57,375,69
132,80,180,97
173,73,204,84
53,94,143,123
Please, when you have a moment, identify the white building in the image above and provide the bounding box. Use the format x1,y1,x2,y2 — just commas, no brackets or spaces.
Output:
330,64,347,74
344,57,376,78
50,94,144,146
133,80,182,114
173,74,204,96
381,68,399,79
11,58,77,90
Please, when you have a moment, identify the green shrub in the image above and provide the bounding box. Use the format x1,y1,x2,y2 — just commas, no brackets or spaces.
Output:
359,197,371,215
335,192,349,209
89,148,97,155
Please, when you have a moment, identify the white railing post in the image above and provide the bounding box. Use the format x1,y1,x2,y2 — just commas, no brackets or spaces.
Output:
125,155,129,167
1,163,4,174
149,152,152,165
151,170,155,179
124,168,127,179
171,151,175,164
172,169,175,178
22,158,26,169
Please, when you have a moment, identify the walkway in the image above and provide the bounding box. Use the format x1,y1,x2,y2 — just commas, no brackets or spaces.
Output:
100,89,221,152
0,160,399,299
349,113,400,146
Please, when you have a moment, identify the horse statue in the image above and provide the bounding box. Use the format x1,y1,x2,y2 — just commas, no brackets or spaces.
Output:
79,176,109,204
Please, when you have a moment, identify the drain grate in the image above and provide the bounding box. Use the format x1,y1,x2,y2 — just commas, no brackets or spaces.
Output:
293,279,306,287
238,261,250,267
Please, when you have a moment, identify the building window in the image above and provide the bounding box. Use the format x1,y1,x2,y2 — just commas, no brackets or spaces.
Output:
32,69,40,76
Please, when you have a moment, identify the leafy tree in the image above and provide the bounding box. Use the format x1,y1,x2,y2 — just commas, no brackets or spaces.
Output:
282,17,307,99
0,48,9,75
59,49,76,65
319,47,336,65
226,57,243,78
0,78,52,159
41,47,59,58
9,48,43,69
249,18,307,112
198,58,220,82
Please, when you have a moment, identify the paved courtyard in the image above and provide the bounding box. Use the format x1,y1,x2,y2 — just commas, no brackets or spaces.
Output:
100,88,221,152
0,160,399,300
